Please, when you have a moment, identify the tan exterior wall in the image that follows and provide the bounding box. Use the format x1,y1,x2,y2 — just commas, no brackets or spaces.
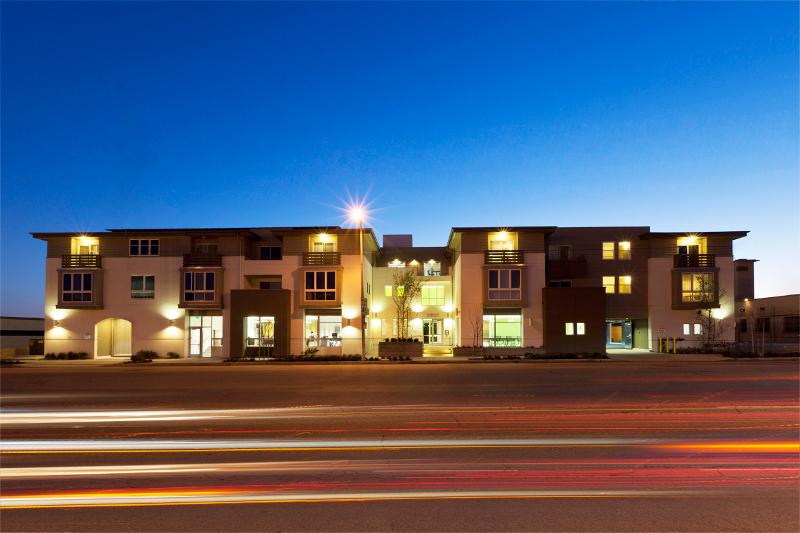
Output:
522,252,546,347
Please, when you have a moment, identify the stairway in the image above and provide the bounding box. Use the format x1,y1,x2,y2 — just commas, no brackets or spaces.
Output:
422,346,453,357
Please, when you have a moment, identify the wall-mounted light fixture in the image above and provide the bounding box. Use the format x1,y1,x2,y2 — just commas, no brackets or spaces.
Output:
53,320,61,327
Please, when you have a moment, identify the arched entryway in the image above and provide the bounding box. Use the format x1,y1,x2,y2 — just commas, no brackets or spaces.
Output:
94,318,132,357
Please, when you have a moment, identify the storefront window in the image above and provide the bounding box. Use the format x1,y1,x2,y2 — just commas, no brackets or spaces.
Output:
245,316,275,347
305,313,342,347
482,313,522,347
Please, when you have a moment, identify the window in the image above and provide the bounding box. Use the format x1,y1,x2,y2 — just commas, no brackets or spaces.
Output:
576,322,585,335
618,276,632,294
421,285,445,306
131,275,155,299
189,315,223,356
424,261,441,276
385,285,404,298
602,276,615,294
245,316,275,347
602,242,615,260
388,259,406,268
681,273,714,303
548,280,572,288
184,271,215,301
305,314,342,347
259,246,282,260
487,269,522,300
483,313,521,347
618,242,631,260
71,236,99,255
129,239,159,256
565,322,574,335
756,318,771,333
62,273,92,302
259,280,281,290
683,323,691,335
784,316,800,334
195,243,218,254
548,245,572,260
738,319,748,333
693,323,702,335
305,271,336,301
488,232,517,251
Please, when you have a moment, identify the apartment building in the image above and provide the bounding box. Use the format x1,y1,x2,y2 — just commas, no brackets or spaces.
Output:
32,225,746,358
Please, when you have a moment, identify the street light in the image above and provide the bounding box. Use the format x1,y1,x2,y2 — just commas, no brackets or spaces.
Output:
348,203,367,359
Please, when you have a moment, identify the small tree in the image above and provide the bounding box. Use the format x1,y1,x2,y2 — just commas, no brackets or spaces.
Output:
695,275,727,350
467,309,484,347
391,270,421,339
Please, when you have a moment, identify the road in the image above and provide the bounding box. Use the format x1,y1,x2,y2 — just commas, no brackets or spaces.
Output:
1,360,798,532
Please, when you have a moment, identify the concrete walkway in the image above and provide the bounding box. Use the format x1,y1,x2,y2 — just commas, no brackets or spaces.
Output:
606,348,727,362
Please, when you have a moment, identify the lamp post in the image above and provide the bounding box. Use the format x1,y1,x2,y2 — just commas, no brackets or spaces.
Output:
349,205,367,358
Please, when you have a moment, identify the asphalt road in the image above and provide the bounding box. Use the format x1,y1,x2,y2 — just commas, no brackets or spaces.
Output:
1,360,798,532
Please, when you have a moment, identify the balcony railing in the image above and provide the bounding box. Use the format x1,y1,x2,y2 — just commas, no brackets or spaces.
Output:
62,254,101,268
183,253,223,267
485,250,524,264
303,252,341,266
674,253,715,268
547,255,589,279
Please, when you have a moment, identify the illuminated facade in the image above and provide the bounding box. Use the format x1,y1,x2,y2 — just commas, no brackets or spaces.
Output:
32,226,747,358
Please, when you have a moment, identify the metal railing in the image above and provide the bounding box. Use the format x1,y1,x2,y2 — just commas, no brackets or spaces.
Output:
183,253,223,267
303,252,341,265
482,337,522,347
674,253,715,268
61,254,101,268
485,250,524,264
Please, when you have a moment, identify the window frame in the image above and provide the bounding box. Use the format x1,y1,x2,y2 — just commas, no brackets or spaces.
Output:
62,272,93,302
305,271,337,301
681,272,714,303
129,239,160,256
618,241,631,260
602,242,615,260
602,276,615,294
130,275,155,299
184,271,216,302
784,316,800,334
487,268,522,301
618,275,632,294
259,246,282,260
421,285,445,306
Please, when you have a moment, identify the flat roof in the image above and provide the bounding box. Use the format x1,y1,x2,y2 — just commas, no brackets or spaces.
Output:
640,231,749,239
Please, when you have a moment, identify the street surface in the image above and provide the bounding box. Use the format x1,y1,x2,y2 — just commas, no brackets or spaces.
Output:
1,360,798,532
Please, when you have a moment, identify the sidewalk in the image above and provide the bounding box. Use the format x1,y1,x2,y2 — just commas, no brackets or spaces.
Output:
605,348,727,362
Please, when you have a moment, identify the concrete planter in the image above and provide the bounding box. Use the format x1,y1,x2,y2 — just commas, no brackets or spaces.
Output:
379,341,423,358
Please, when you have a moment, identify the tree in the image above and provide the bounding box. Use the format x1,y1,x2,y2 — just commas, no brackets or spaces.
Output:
466,308,484,347
391,270,421,339
694,274,728,350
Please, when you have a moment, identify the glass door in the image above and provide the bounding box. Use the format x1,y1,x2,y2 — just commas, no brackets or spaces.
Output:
423,319,442,345
189,327,202,356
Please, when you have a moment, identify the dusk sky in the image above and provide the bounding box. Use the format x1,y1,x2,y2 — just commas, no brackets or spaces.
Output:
2,1,798,316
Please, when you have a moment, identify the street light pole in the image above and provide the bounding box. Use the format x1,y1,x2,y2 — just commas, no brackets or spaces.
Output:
359,219,366,359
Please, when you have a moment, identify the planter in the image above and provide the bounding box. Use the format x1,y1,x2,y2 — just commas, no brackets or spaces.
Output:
379,341,423,358
453,346,545,357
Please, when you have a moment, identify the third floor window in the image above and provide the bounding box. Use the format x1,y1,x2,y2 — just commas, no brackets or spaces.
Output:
62,272,93,302
130,239,160,256
184,272,215,301
305,271,336,301
487,269,521,300
259,246,282,260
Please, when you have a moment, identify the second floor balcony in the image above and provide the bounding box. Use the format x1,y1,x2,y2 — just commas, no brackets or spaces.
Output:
303,251,341,266
674,253,715,268
183,253,223,267
62,254,101,268
485,250,524,264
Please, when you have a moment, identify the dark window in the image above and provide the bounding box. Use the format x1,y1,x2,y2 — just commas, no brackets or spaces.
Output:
510,270,521,288
259,281,281,290
548,280,572,288
756,318,771,333
327,271,336,289
305,271,336,301
305,272,314,289
736,265,749,272
489,270,498,288
130,239,160,256
62,273,92,302
559,245,571,259
259,246,282,260
184,271,215,301
784,316,800,334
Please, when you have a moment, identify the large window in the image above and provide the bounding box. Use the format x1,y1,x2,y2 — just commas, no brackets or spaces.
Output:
602,276,615,294
488,269,521,300
602,242,615,260
245,316,275,347
189,315,222,357
421,285,445,306
184,271,215,301
483,313,522,347
305,313,342,347
62,273,92,302
259,246,282,260
129,239,159,256
784,316,800,334
618,275,632,294
305,271,336,301
71,236,99,255
312,241,336,253
618,241,631,260
131,275,155,299
681,273,714,303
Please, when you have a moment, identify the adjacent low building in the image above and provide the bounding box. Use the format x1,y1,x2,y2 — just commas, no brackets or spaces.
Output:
31,225,748,358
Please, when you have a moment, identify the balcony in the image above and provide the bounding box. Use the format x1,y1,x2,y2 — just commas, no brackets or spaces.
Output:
183,253,223,267
62,254,101,268
674,253,715,268
485,250,523,264
303,252,341,266
547,255,589,279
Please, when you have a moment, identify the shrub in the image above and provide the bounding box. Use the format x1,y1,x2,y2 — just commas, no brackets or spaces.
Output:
131,350,157,363
166,351,181,359
303,347,319,356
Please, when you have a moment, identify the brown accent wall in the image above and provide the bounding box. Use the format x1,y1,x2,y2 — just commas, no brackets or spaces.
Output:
545,228,649,320
543,287,606,354
670,268,719,310
648,236,734,258
48,236,193,258
230,289,292,357
55,268,104,309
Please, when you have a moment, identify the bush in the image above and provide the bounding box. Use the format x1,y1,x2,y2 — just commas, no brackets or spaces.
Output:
166,351,181,359
303,347,319,356
45,352,90,360
131,350,157,363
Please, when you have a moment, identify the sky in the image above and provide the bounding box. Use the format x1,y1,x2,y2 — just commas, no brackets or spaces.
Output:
1,1,798,317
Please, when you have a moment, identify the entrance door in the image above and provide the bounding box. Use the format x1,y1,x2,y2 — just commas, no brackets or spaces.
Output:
423,319,442,345
606,320,633,349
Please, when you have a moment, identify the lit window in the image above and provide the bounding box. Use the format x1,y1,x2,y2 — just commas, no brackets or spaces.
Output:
421,285,445,306
131,275,155,299
310,233,337,253
385,285,392,297
683,323,690,335
130,239,160,256
71,236,99,255
488,231,517,251
681,273,714,303
184,272,215,301
488,269,522,300
482,314,522,347
62,273,93,302
388,259,406,268
565,322,575,336
602,242,615,260
424,260,441,276
618,276,632,294
305,314,342,347
305,271,336,301
189,315,223,356
245,316,275,347
693,323,702,335
618,241,631,260
602,276,615,294
576,322,585,335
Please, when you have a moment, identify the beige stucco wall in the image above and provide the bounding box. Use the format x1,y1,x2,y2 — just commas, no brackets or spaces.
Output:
458,252,485,346
522,251,546,348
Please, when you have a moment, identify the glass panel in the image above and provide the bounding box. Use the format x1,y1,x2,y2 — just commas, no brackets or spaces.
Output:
83,274,92,290
602,242,615,260
306,271,314,289
500,270,509,288
63,274,72,291
305,315,319,347
510,270,521,288
150,240,159,255
316,272,325,289
130,240,138,255
319,316,342,346
190,315,202,327
140,241,149,255
145,276,155,291
205,272,214,290
565,322,574,335
131,276,143,291
184,272,192,290
576,322,585,335
488,270,498,288
327,271,335,289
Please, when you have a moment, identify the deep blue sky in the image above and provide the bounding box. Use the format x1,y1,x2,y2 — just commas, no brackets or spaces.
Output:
2,2,798,316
